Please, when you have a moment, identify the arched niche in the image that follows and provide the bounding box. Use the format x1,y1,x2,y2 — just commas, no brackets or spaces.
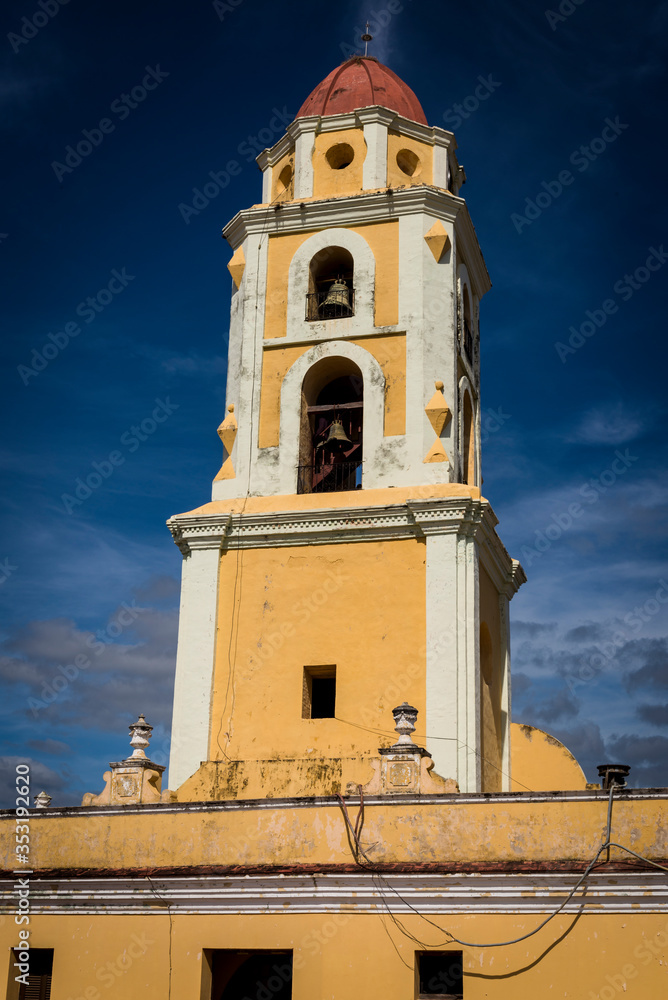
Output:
286,228,376,337
278,341,385,495
297,357,364,494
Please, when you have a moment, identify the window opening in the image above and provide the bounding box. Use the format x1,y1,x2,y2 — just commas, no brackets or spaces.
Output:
303,666,337,719
397,148,421,177
417,951,463,999
306,246,354,321
205,950,293,1000
326,142,354,169
298,373,363,494
11,949,53,1000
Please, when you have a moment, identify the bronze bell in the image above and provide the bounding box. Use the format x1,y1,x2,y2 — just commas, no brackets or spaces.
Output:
319,279,352,318
323,418,352,449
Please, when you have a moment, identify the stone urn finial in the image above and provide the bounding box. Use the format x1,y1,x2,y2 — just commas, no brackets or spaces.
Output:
391,702,419,748
128,713,153,759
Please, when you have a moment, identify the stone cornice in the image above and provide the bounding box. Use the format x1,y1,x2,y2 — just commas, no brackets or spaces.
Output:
166,498,521,593
4,870,665,916
223,187,490,296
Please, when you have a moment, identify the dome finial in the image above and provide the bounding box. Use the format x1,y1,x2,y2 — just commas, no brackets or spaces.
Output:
361,21,373,58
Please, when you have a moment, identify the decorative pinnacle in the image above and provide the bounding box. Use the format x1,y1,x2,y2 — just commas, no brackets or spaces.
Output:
34,790,52,809
391,702,419,747
128,713,153,759
361,21,373,57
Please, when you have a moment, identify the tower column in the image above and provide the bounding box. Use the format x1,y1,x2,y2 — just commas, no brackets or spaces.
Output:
410,502,482,792
357,107,393,188
167,530,226,789
288,117,318,198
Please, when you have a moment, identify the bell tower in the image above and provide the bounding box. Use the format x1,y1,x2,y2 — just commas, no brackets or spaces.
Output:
167,56,525,796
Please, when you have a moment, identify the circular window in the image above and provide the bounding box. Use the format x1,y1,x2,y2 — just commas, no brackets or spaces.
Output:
276,163,293,195
326,143,355,170
396,148,421,177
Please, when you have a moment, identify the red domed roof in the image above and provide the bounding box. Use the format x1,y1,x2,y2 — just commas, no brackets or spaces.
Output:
297,56,427,125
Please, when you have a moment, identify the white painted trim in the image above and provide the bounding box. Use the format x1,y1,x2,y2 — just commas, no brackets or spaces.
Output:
285,228,376,342
261,167,271,204
14,872,668,916
276,340,387,494
288,118,317,199
499,594,512,792
168,540,225,789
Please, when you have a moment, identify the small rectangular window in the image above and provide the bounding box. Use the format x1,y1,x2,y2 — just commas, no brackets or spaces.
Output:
8,949,54,1000
202,949,293,999
302,665,336,719
417,951,463,999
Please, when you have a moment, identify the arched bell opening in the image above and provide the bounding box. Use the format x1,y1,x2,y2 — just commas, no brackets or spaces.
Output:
297,357,363,494
462,389,476,486
463,286,474,365
306,246,355,321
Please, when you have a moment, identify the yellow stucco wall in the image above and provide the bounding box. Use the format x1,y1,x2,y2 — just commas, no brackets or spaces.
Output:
263,220,399,340
511,723,588,792
209,538,426,763
2,911,667,1000
312,128,367,199
387,129,434,188
2,796,665,870
258,332,406,448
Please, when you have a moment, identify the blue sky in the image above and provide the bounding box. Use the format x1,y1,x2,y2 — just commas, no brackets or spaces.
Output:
1,0,667,806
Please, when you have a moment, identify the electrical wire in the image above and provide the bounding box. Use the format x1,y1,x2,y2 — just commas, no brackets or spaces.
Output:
336,782,668,951
334,714,536,793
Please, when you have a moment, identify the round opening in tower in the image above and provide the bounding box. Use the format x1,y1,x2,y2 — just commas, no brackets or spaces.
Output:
326,143,355,170
396,148,421,177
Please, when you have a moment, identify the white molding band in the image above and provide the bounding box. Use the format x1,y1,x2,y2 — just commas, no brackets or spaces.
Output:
223,186,491,300
8,872,667,916
168,498,522,591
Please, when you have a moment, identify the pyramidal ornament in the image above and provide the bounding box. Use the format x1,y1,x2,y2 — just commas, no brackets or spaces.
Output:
227,246,246,289
215,404,238,481
424,220,451,262
424,380,451,464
